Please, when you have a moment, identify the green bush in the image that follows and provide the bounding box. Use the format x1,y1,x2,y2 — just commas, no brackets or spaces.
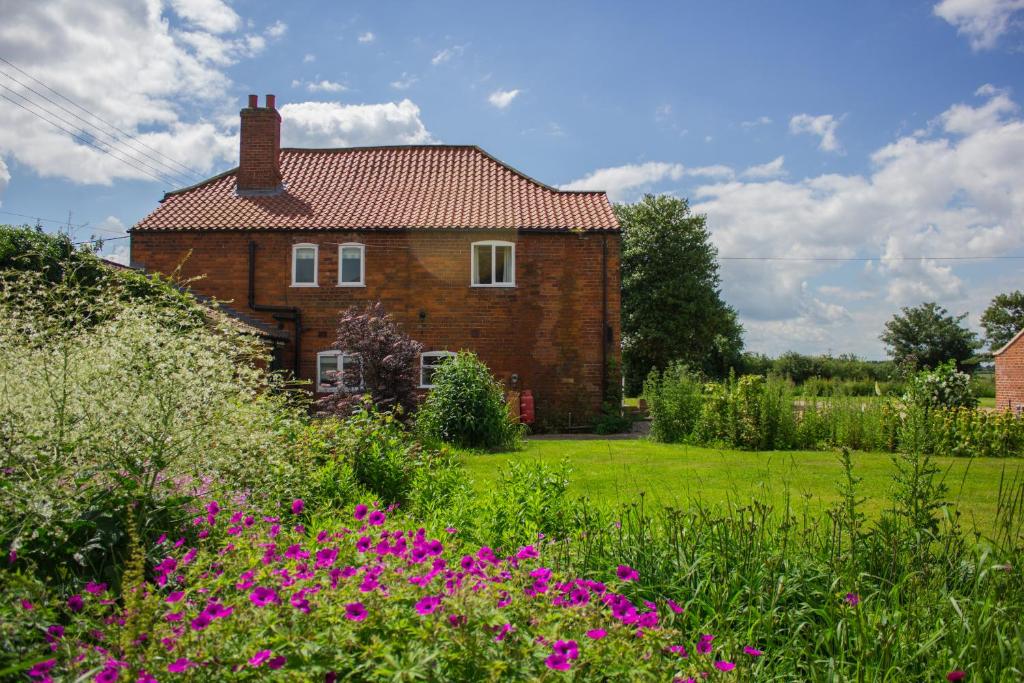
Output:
904,361,978,409
416,351,523,450
643,363,703,442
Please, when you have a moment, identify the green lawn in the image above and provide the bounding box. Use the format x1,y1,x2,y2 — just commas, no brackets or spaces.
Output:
463,439,1022,536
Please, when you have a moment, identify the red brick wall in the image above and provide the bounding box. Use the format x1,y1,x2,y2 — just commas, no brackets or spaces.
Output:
995,335,1024,413
130,229,621,428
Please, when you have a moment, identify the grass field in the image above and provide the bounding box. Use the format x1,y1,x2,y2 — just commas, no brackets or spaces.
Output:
463,439,1023,536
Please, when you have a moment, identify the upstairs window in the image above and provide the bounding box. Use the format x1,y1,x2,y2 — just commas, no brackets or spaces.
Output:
317,351,363,393
292,243,318,287
471,241,515,287
420,351,456,388
338,243,365,287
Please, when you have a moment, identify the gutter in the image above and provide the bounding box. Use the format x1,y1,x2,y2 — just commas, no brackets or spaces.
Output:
247,240,302,377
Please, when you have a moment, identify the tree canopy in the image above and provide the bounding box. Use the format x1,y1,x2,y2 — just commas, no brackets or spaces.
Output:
616,194,742,393
880,302,980,371
980,290,1024,351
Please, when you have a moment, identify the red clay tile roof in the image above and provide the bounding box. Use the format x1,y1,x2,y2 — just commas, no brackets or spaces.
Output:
134,145,619,232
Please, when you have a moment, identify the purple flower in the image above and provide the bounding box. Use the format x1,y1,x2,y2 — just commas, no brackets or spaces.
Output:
744,646,763,657
67,594,84,612
714,661,735,672
249,650,271,667
291,499,304,515
95,666,119,682
553,640,579,660
493,622,513,642
353,504,368,521
315,547,338,569
345,602,367,621
136,670,158,682
545,653,571,671
415,595,441,615
166,591,185,604
516,545,539,560
666,645,688,657
167,657,195,673
205,602,233,619
249,586,279,607
20,599,33,611
585,629,606,640
844,592,860,607
28,659,56,677
697,634,714,655
190,613,211,632
947,672,966,682
616,564,639,582
267,656,286,670
666,599,684,614
86,582,107,595
368,510,386,526
165,612,183,622
47,625,64,639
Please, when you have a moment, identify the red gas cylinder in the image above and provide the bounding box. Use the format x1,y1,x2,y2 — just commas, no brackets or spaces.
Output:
519,390,535,424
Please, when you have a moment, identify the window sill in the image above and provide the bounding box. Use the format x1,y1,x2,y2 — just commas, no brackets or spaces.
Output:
291,283,319,288
336,283,366,288
471,283,516,288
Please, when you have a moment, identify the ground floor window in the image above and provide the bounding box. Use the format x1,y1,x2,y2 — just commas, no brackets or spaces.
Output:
420,351,456,388
317,350,363,392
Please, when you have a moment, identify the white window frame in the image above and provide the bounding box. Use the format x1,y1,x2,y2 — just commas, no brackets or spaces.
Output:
291,243,319,287
316,350,364,393
470,240,516,288
337,243,366,287
419,351,456,388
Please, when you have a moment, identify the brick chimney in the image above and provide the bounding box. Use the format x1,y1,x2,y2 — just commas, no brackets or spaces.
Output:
237,94,282,194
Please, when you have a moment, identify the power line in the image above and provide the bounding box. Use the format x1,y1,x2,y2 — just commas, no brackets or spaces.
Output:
719,255,1024,262
0,84,189,187
0,57,204,183
0,90,179,187
73,234,130,246
0,209,90,229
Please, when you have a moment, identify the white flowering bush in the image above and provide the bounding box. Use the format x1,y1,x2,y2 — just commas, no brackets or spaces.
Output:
903,361,978,410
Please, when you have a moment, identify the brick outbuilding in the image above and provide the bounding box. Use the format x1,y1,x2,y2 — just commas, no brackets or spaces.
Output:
130,94,621,428
994,328,1024,415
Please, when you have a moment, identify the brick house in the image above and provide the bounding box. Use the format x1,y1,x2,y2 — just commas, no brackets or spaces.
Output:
130,94,621,427
994,328,1024,414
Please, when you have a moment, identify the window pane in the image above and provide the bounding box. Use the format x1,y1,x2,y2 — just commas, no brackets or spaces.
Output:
474,245,492,284
318,354,338,387
295,248,315,283
340,247,362,283
340,354,363,389
495,245,512,283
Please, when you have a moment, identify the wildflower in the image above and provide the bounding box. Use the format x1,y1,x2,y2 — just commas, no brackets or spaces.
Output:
545,653,572,671
616,564,639,581
666,645,688,657
368,510,386,526
167,658,195,673
425,539,444,555
415,595,442,615
947,672,966,682
291,499,304,515
28,659,56,678
448,614,467,628
166,591,185,603
586,629,606,640
249,586,279,607
445,527,458,534
714,661,735,672
236,571,256,590
697,634,714,655
206,500,219,515
181,548,197,565
290,591,310,613
356,536,372,553
353,504,369,521
67,594,84,612
47,625,64,639
267,656,286,670
249,650,271,667
95,666,119,682
190,613,211,632
844,592,860,607
516,545,539,560
666,598,684,614
492,622,514,641
21,599,33,611
344,602,367,621
165,612,183,622
553,640,579,660
744,646,763,657
206,602,233,619
136,670,158,682
86,582,107,595
284,544,309,561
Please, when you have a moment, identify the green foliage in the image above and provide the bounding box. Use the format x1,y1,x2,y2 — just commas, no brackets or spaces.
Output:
417,351,523,450
643,363,703,443
616,195,743,394
472,459,574,550
904,360,978,409
880,301,982,371
981,289,1024,352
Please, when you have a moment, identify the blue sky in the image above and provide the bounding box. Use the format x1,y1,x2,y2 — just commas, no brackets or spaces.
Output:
2,0,1023,357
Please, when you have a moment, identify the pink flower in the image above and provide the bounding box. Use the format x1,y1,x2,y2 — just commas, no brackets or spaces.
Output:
353,504,368,521
368,510,386,526
585,629,606,640
28,659,56,677
744,646,763,657
545,653,572,671
249,650,271,667
553,640,579,660
249,586,279,607
616,564,639,582
291,499,304,515
844,592,860,607
165,612,183,623
345,602,367,621
947,672,966,682
267,656,286,670
20,599,33,611
190,613,211,632
136,670,158,682
315,548,338,569
86,582,107,595
167,658,195,673
166,591,185,603
697,634,714,655
714,661,735,672
492,622,514,642
666,599,684,614
95,666,119,682
415,595,441,615
516,545,539,560
666,645,688,657
67,594,84,612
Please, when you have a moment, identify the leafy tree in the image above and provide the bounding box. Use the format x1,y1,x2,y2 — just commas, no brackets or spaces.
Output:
880,302,980,371
980,290,1024,351
616,194,743,394
316,302,423,418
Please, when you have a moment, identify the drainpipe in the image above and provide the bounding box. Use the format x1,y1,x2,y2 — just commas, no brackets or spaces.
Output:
601,233,609,405
248,240,302,378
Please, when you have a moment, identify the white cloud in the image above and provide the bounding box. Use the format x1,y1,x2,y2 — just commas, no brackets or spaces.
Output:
279,99,433,148
0,157,9,203
390,73,418,90
939,84,1018,133
741,155,786,179
264,20,287,39
934,0,1024,50
487,89,520,109
303,53,316,63
560,162,685,201
0,0,263,186
741,116,773,128
168,0,240,33
431,45,464,65
358,31,375,43
789,113,843,152
686,165,735,179
305,80,347,93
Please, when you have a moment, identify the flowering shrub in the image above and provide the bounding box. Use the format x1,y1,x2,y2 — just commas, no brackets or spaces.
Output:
19,502,763,681
904,361,978,410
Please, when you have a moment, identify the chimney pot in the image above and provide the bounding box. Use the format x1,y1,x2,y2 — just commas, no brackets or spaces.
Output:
266,94,276,109
238,93,282,193
248,94,258,108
